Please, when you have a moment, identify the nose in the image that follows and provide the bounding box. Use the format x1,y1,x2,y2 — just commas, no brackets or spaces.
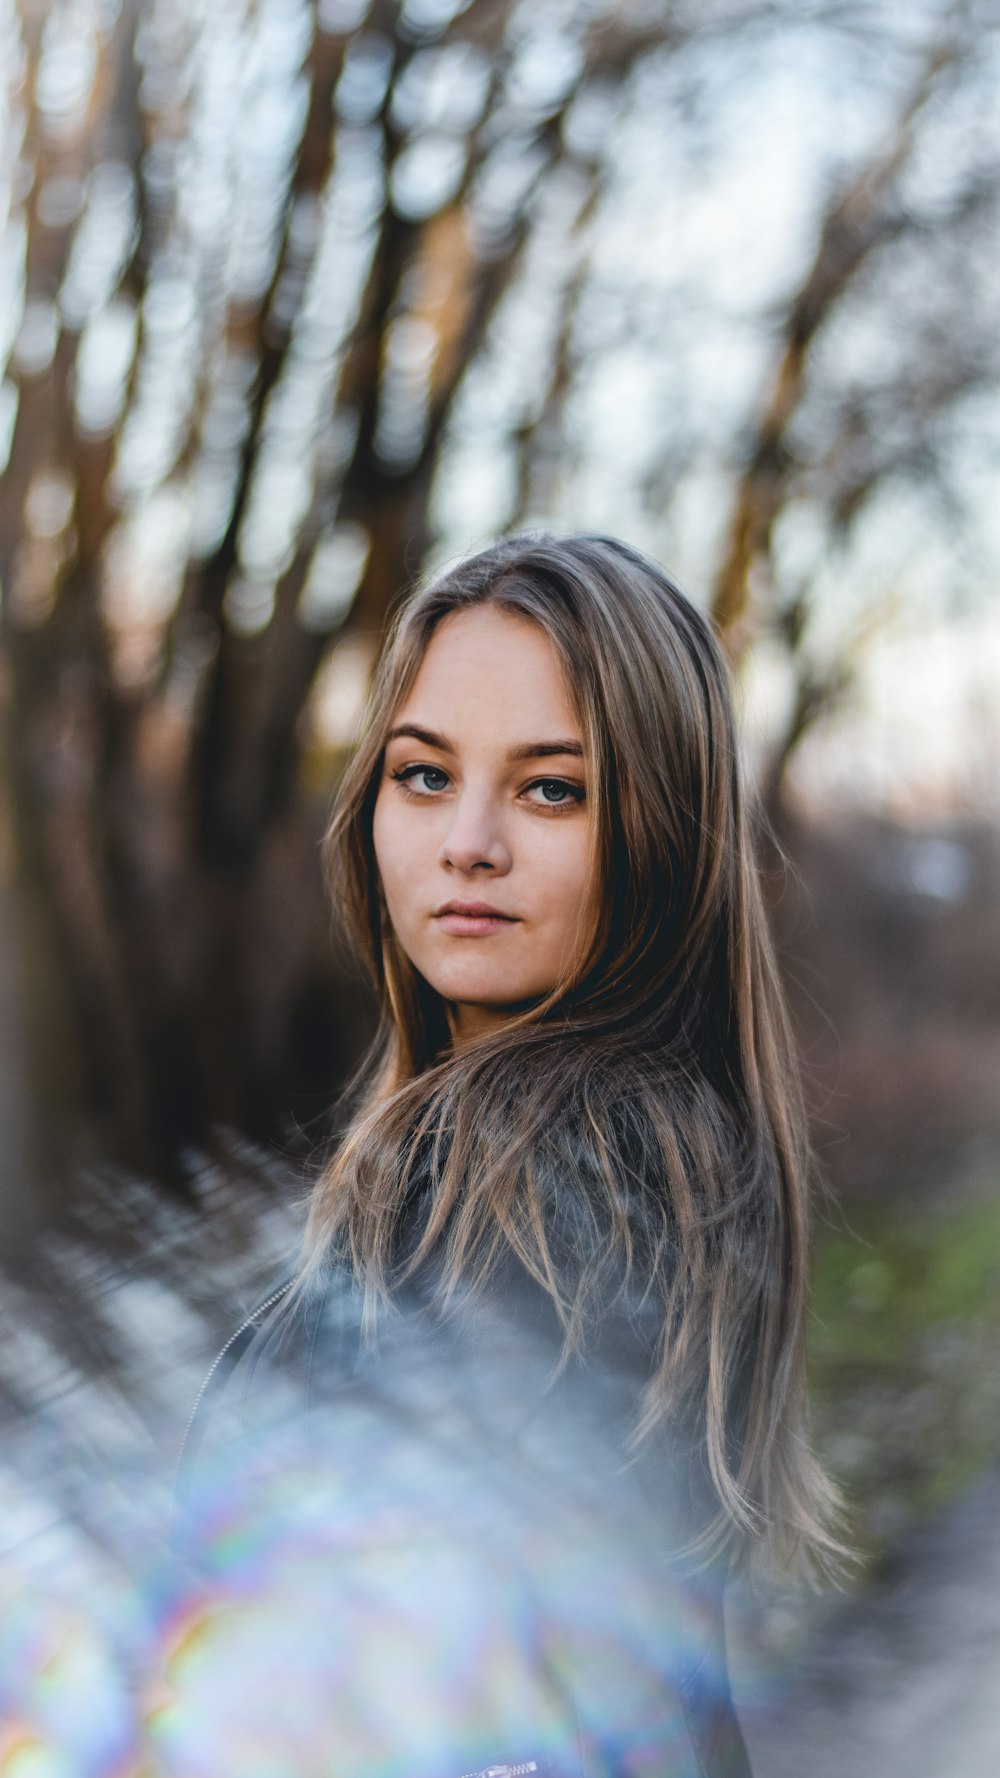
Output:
439,787,511,875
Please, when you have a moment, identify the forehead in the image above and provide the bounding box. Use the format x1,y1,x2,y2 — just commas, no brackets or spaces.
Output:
396,605,580,735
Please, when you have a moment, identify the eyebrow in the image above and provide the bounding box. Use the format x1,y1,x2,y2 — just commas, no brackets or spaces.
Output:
385,722,585,763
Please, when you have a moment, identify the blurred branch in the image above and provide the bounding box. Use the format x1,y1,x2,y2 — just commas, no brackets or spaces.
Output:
710,17,967,655
765,587,899,807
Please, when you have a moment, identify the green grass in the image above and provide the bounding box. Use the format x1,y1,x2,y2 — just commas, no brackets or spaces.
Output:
808,1185,1000,1563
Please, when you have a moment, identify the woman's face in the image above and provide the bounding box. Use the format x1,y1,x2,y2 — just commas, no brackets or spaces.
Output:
372,604,599,1044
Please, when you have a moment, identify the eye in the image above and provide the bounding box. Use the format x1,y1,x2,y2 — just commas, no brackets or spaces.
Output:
389,762,450,796
524,777,585,808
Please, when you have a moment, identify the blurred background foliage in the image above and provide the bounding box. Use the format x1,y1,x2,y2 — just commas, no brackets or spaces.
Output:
1,0,999,1581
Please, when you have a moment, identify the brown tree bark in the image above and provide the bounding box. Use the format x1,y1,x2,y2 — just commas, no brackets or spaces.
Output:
0,0,661,1186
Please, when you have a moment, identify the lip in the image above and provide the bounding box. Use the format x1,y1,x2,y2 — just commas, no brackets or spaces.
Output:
433,900,519,936
435,901,516,919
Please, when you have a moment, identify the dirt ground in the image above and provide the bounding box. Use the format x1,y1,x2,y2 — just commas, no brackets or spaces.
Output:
730,1459,1000,1777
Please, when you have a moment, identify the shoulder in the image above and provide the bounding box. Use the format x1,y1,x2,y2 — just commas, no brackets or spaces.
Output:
174,1264,361,1518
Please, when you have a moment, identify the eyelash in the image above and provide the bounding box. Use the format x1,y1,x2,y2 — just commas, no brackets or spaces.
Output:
388,763,585,810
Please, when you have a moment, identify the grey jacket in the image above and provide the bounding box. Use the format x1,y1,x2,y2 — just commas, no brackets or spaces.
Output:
174,1187,753,1778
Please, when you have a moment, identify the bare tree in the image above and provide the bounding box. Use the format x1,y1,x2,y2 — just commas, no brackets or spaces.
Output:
0,0,718,1179
708,0,1000,795
0,0,996,1184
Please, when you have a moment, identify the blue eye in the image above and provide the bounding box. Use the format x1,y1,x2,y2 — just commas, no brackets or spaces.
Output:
390,763,450,794
526,778,585,807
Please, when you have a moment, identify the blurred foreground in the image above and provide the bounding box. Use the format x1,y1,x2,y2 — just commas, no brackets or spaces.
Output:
3,1146,1000,1774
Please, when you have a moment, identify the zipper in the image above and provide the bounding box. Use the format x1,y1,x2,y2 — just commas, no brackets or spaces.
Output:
175,1277,295,1497
458,1765,542,1777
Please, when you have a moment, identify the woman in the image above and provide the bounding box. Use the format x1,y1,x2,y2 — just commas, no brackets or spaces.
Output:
172,533,841,1778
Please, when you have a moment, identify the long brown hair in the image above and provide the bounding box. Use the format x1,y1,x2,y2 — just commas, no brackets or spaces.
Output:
306,533,842,1575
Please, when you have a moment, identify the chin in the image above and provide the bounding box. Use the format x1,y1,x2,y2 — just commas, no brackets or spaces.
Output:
430,971,522,1006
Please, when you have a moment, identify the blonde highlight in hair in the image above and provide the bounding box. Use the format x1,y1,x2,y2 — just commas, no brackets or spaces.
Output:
305,532,844,1577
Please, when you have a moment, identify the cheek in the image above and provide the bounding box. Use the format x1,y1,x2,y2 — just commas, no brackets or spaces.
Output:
535,824,597,922
371,788,408,913
372,788,440,935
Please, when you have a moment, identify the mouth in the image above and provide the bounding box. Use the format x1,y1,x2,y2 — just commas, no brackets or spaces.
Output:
433,900,519,936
